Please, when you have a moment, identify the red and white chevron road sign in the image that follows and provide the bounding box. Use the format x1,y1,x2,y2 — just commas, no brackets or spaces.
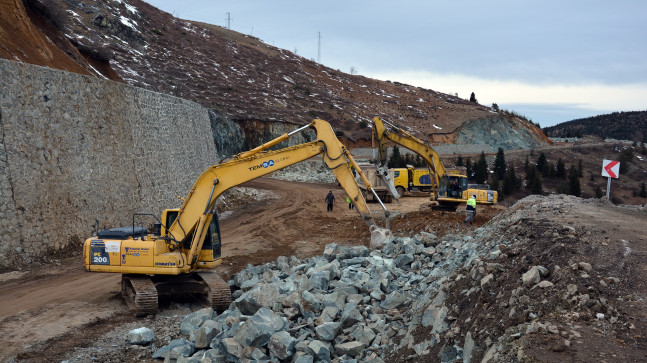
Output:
601,159,620,178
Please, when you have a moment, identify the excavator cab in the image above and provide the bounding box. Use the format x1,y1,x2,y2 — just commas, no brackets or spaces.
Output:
161,209,222,266
438,174,468,199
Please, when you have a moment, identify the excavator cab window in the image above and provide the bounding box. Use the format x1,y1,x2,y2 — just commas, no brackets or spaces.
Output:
439,175,468,198
180,214,222,259
439,175,449,197
209,213,222,259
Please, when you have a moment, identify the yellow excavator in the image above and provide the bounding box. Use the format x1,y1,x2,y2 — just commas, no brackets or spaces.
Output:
371,116,497,209
84,119,391,316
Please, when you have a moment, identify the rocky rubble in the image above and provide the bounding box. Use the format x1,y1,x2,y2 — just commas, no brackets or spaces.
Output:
149,225,497,361
114,194,643,362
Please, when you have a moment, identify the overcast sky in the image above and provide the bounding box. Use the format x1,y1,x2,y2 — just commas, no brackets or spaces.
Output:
145,0,646,127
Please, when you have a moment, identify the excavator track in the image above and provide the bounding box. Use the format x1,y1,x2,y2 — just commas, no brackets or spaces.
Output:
196,271,232,312
121,275,158,317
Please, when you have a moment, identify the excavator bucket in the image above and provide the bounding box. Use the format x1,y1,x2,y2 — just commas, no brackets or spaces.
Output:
369,225,393,249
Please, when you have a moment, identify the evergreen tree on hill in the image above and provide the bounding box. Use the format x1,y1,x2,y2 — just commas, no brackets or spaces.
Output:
493,147,506,180
568,165,582,197
474,152,489,184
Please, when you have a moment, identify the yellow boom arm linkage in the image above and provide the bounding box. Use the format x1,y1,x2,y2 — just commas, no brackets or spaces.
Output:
372,116,446,196
170,119,385,266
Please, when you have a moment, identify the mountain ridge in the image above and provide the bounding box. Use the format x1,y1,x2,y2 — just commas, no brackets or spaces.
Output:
1,0,549,151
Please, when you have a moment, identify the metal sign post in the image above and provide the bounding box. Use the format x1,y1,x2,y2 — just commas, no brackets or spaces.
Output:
601,159,620,200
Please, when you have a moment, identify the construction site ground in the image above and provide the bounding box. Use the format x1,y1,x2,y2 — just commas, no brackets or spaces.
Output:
1,178,645,362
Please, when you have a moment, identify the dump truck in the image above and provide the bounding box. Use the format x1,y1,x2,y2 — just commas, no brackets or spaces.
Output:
355,162,400,203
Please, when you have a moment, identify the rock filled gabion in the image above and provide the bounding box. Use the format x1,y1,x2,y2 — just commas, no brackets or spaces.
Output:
152,229,502,362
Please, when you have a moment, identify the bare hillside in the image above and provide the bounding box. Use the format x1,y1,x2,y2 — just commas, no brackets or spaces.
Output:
0,0,548,149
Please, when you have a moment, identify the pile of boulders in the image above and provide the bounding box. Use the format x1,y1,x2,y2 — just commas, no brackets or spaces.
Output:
122,194,637,362
141,228,501,362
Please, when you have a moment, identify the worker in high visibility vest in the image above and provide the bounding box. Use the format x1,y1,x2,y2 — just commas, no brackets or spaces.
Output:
463,195,477,225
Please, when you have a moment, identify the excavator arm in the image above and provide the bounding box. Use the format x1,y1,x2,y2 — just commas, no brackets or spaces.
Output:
168,119,387,263
372,116,446,195
84,119,393,316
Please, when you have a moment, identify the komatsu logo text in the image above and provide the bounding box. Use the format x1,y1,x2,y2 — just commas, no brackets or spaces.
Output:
155,262,176,266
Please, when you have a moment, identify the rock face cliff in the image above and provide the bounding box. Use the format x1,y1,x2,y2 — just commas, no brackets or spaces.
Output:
0,59,240,268
1,0,549,152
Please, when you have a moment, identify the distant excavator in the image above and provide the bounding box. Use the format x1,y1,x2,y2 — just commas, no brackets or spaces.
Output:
371,116,497,209
84,119,391,316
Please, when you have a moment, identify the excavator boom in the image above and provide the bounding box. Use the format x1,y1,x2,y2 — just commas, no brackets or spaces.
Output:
83,119,391,315
168,119,378,245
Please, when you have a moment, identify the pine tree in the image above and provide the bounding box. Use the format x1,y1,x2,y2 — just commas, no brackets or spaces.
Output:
568,166,581,197
577,159,584,177
493,147,506,180
619,148,634,174
388,146,402,168
503,163,517,195
490,176,499,193
640,182,647,198
456,155,464,167
465,158,473,180
556,158,566,178
536,152,547,173
530,173,543,194
474,152,489,184
543,162,555,177
594,185,603,198
469,92,477,103
526,164,536,182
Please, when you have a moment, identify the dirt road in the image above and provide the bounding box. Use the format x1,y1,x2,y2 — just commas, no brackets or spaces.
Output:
0,178,494,362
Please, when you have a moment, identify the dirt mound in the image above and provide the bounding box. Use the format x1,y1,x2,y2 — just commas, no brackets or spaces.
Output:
394,195,647,362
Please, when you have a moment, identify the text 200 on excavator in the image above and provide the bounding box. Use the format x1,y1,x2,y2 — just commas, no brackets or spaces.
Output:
84,119,391,316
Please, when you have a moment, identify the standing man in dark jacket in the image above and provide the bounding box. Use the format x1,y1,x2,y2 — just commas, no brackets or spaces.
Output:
325,191,336,212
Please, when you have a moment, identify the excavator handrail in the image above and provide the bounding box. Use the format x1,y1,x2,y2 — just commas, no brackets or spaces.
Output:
167,119,388,255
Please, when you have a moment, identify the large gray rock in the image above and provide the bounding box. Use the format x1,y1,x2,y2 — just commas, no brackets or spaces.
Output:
180,308,214,335
306,340,332,362
394,254,414,268
153,338,192,359
380,291,408,310
414,231,439,247
217,337,244,362
315,321,342,341
323,243,340,261
335,341,366,356
190,320,222,349
421,305,449,334
522,266,547,286
235,283,280,315
315,306,340,326
351,325,376,346
310,271,331,291
268,331,297,360
234,307,287,347
341,304,363,328
125,327,154,345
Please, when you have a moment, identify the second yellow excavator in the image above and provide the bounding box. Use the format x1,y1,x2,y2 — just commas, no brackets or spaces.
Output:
371,116,497,209
83,119,391,316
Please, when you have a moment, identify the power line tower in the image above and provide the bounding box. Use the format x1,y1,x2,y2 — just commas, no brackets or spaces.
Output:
317,32,321,63
226,12,232,53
